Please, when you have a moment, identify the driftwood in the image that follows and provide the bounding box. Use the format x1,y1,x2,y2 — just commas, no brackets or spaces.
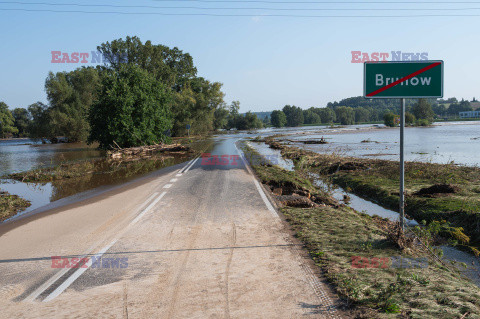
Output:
107,143,189,160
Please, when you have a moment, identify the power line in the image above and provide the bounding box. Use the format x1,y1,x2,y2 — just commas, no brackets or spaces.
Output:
1,7,480,17
2,1,480,11
147,0,480,3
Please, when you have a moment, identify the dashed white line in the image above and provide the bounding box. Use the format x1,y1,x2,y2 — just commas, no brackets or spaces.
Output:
163,184,172,189
170,178,178,183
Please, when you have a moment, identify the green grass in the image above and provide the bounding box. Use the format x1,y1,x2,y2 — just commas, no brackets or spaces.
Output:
264,140,480,253
242,141,480,317
284,206,480,318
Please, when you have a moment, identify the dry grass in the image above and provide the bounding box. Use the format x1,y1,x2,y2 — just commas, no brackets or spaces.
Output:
0,191,31,221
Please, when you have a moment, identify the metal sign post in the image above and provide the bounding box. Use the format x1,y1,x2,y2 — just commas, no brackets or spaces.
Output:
399,98,405,230
364,61,444,231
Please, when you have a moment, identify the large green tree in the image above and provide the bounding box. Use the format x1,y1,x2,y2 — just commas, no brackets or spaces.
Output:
45,67,101,142
89,64,173,149
270,110,287,128
12,108,31,137
27,102,51,140
282,105,304,127
334,106,355,125
97,36,197,91
412,98,435,123
0,102,18,138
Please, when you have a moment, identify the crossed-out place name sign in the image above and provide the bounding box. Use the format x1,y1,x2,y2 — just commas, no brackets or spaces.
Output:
364,61,444,98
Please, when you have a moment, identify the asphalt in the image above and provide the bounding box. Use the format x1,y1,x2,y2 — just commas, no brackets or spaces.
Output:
0,137,341,318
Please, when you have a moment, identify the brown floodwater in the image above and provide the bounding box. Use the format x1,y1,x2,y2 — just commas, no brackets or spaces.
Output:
0,139,213,221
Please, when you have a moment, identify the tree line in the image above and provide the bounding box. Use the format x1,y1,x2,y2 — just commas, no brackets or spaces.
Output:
0,36,262,145
267,96,477,128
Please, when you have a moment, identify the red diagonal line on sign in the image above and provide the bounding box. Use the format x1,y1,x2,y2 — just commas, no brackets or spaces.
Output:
366,62,441,97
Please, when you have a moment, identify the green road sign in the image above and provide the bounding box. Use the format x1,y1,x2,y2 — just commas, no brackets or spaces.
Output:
364,61,443,98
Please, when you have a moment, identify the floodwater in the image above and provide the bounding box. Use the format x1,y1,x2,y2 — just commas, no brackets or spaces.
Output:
0,139,208,220
273,121,480,166
0,139,104,176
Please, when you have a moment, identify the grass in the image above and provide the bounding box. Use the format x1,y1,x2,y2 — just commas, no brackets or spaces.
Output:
0,191,31,222
241,141,480,318
284,205,480,318
264,138,480,253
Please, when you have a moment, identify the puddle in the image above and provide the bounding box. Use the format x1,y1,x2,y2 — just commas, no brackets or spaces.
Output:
245,141,294,171
440,246,480,287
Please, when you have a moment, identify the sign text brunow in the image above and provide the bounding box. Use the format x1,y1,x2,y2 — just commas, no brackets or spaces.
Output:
364,61,444,98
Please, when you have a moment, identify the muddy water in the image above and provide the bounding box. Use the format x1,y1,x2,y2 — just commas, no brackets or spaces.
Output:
0,139,104,176
0,139,212,221
273,121,480,166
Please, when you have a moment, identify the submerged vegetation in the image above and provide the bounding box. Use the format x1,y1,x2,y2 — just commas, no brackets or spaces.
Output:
242,142,480,318
6,144,196,184
0,191,31,222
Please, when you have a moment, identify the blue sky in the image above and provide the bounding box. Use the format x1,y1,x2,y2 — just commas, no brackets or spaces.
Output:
0,1,479,112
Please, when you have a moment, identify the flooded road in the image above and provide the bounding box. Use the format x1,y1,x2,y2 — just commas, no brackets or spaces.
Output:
0,139,211,221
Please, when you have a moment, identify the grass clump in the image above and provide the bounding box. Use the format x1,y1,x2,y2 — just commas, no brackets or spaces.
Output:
0,191,31,221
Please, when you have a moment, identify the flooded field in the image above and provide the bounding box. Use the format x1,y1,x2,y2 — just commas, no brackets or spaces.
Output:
270,121,480,166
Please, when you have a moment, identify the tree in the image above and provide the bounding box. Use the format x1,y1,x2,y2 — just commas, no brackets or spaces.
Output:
12,108,31,137
0,102,18,138
27,102,51,140
432,103,447,117
282,105,304,127
354,107,370,123
270,110,287,128
171,77,224,136
97,36,197,90
412,99,435,123
213,104,229,130
303,108,321,124
384,112,398,127
405,112,416,125
45,67,101,142
318,108,336,123
334,106,355,125
89,64,173,149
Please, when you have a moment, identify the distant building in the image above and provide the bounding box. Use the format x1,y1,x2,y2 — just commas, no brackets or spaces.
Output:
459,110,480,118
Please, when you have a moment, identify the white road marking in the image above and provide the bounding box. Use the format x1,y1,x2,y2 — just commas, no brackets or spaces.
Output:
24,192,159,302
176,174,182,177
163,184,172,189
184,157,199,173
36,192,166,302
170,178,178,182
234,143,279,219
179,156,198,174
